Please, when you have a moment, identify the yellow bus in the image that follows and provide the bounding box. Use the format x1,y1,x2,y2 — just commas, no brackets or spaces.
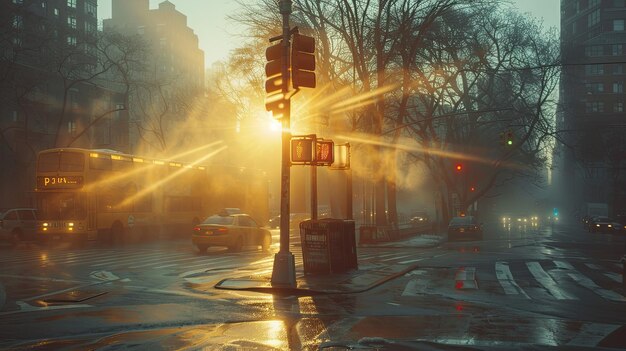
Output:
35,148,210,244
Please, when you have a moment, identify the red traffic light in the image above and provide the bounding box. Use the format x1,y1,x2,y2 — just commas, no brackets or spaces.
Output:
455,164,463,172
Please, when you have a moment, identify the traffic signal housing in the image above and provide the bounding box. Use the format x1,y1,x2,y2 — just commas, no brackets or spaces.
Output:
291,33,316,89
265,41,289,118
505,130,514,146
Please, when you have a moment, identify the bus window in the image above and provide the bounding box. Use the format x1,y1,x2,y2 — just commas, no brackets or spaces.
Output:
38,152,60,172
90,156,112,170
37,193,86,220
60,152,84,172
112,158,133,172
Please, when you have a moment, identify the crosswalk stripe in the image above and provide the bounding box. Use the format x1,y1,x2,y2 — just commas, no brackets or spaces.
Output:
67,251,154,266
127,254,195,268
604,272,622,283
585,263,603,270
381,254,412,262
568,273,626,302
90,252,182,267
526,262,578,300
554,260,574,270
495,262,530,298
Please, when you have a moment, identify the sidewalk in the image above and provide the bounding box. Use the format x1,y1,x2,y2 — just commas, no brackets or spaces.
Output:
214,234,445,295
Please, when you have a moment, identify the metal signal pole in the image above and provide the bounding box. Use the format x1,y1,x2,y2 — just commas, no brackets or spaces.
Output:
271,0,296,288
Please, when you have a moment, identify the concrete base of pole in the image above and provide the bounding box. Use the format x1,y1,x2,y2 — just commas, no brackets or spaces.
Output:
271,251,296,288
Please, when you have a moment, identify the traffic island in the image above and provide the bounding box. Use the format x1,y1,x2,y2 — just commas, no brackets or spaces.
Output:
214,262,419,296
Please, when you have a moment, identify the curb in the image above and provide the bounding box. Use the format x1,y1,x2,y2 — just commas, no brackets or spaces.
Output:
214,263,420,296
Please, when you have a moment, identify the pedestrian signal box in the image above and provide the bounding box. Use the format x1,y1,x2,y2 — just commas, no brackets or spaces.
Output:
315,139,334,166
291,136,315,164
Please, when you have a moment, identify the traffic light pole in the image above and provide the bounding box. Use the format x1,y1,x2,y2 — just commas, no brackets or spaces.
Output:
271,0,296,288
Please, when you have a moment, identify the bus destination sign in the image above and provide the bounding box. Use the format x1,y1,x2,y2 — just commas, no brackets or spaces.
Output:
37,176,84,189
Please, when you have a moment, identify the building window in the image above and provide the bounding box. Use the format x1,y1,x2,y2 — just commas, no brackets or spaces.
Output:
67,120,76,135
585,82,604,93
585,64,604,75
614,64,624,75
85,1,96,16
614,82,624,93
588,9,600,27
612,44,623,55
12,36,22,47
12,15,23,29
41,1,46,9
589,0,600,8
54,8,59,16
615,0,626,7
614,19,625,31
585,101,604,113
614,102,624,112
85,21,95,34
585,45,603,56
67,0,76,8
67,15,76,29
12,0,23,4
67,35,76,46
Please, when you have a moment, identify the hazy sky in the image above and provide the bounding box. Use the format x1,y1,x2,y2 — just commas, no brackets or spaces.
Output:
97,1,560,68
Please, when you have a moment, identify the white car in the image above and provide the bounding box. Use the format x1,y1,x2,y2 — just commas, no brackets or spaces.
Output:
0,208,38,246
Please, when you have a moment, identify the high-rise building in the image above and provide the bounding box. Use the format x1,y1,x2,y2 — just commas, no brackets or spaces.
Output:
0,0,128,208
103,0,205,155
556,0,626,217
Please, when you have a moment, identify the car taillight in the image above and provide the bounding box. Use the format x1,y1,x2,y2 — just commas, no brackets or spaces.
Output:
193,226,200,231
217,227,228,234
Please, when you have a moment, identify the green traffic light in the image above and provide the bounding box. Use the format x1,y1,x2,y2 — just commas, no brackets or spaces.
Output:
507,140,513,145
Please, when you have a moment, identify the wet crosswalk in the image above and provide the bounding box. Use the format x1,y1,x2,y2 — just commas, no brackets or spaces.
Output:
0,244,311,279
401,259,625,303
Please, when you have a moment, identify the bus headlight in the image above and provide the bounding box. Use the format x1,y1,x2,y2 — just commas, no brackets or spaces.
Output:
68,222,74,227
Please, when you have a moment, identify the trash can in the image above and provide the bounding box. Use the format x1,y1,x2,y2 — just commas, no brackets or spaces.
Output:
300,219,358,274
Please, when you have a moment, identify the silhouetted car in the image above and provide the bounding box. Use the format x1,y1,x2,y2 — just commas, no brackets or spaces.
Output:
0,208,38,246
267,213,311,229
588,216,620,233
448,216,483,241
192,213,271,253
409,211,430,227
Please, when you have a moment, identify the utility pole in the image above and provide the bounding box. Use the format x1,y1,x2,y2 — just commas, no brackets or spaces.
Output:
271,0,296,288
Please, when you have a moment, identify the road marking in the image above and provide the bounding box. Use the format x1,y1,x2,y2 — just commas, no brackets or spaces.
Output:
568,273,626,302
567,323,621,347
0,301,92,316
0,274,84,284
526,262,577,300
90,252,183,267
127,254,196,268
454,267,477,289
381,254,412,262
604,272,622,283
68,250,156,266
554,260,574,270
495,261,530,298
585,263,602,270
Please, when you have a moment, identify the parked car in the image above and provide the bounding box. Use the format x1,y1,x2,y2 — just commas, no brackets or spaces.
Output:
192,213,271,253
0,208,38,246
448,216,483,241
588,216,620,233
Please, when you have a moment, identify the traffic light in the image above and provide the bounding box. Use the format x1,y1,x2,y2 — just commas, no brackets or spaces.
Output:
291,33,315,89
265,41,289,118
505,130,514,146
455,163,463,172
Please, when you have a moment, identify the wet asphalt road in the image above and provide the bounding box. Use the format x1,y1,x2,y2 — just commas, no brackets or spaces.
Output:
0,222,625,350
